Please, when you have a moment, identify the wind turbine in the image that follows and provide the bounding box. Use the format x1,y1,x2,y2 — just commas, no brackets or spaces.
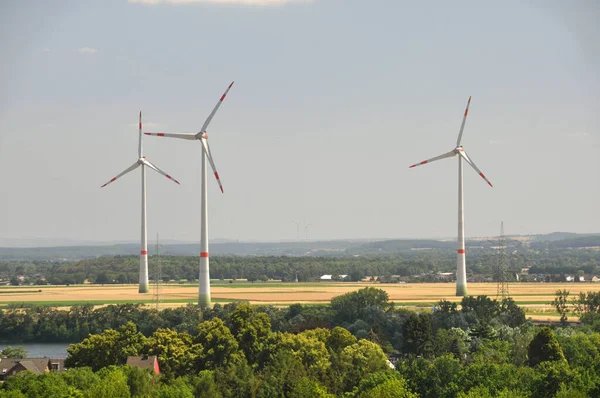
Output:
408,97,493,296
101,112,180,293
144,81,234,308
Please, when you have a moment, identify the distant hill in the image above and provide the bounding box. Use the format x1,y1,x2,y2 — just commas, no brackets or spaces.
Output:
0,233,598,261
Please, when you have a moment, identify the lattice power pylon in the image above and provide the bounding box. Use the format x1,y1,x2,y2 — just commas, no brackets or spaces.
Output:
495,221,510,299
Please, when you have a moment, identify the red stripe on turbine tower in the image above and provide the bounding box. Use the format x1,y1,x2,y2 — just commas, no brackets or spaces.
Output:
200,252,209,258
141,250,148,255
457,249,466,254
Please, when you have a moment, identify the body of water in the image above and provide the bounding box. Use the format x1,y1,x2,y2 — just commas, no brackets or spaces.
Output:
0,343,71,358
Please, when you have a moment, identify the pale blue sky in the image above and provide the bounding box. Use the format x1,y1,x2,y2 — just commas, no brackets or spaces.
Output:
0,0,598,244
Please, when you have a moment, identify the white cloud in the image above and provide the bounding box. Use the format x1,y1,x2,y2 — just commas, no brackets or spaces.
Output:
129,0,311,5
76,47,99,55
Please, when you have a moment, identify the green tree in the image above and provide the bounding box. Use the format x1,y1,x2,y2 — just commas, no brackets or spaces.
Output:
65,322,146,371
531,360,575,398
1,371,70,398
121,365,154,397
143,328,196,378
288,377,334,398
338,340,389,392
551,290,570,326
0,346,27,359
229,303,272,365
256,349,308,397
326,326,357,353
188,370,222,398
403,313,432,357
461,296,499,322
347,370,417,398
193,318,239,370
331,287,391,323
85,366,131,398
60,367,100,393
152,378,194,398
528,327,566,367
272,332,331,381
213,354,257,398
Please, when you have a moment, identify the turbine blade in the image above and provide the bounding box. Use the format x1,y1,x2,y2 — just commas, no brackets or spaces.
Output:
200,138,224,193
199,81,234,134
143,132,197,140
409,150,456,168
460,151,493,187
456,96,472,147
142,159,180,185
101,161,140,188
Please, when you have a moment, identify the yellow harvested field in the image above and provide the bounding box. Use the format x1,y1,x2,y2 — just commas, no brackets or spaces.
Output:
1,282,600,308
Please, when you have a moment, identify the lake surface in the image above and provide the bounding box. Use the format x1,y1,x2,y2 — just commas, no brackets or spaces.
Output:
0,343,70,358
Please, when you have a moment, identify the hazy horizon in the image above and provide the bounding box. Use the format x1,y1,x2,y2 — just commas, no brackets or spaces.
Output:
1,0,598,244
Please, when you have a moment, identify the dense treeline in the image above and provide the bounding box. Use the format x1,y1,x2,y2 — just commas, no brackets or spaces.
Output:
2,246,600,285
0,288,524,345
4,288,600,396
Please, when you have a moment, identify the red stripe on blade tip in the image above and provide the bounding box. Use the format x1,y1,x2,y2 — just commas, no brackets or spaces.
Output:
420,161,427,165
157,133,165,137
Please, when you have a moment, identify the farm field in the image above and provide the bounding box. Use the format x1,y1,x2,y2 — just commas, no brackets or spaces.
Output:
2,282,599,322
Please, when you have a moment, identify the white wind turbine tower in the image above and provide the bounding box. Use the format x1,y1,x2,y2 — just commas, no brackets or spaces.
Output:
409,97,493,296
145,82,234,308
101,112,180,293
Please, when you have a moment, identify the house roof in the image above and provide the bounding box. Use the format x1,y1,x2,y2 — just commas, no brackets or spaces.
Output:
14,358,50,374
0,358,20,375
126,356,158,370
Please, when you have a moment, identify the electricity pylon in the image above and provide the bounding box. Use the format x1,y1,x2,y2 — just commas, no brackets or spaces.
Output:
495,222,510,299
153,234,163,311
